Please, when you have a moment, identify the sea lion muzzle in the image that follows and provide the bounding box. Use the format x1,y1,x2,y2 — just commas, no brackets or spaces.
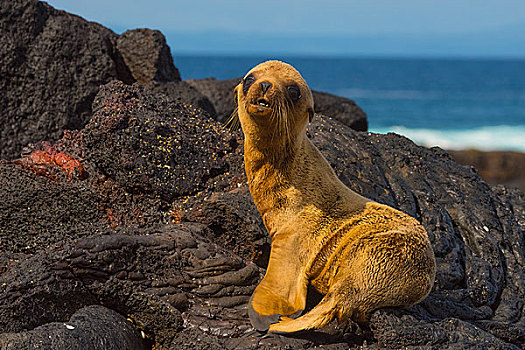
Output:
259,81,272,94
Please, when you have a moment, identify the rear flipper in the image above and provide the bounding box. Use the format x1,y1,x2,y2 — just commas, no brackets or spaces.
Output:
268,292,338,334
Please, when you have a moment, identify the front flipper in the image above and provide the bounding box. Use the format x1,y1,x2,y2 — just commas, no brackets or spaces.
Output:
248,299,303,332
249,236,308,332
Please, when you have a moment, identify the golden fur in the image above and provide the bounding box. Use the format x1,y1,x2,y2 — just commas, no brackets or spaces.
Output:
234,60,436,333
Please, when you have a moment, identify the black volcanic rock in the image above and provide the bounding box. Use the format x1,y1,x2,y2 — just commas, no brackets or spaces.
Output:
117,28,181,85
0,0,132,160
181,187,270,265
0,225,264,349
147,80,217,117
312,91,368,131
1,77,525,349
0,80,234,264
186,77,368,131
186,77,240,124
115,28,216,115
0,0,215,160
0,305,148,350
0,163,106,257
83,81,234,202
80,82,263,263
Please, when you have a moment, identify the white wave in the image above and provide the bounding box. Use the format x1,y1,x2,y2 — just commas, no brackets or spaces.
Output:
369,125,525,151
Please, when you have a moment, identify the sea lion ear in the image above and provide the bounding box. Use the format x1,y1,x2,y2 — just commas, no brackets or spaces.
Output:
308,108,314,123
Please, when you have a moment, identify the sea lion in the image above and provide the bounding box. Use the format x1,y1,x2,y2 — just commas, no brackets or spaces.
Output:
234,60,436,333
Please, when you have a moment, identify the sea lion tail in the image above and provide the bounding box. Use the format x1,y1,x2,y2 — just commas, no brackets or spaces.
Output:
268,293,337,334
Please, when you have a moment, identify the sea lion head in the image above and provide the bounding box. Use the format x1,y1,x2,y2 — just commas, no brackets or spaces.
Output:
234,60,314,147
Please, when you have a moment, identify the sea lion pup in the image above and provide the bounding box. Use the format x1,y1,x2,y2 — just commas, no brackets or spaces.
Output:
234,60,436,333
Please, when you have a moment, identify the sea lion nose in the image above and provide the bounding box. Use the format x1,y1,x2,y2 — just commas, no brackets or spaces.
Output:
259,81,272,94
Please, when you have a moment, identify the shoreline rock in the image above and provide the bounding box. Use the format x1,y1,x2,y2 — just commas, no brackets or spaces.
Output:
449,149,525,192
116,28,181,85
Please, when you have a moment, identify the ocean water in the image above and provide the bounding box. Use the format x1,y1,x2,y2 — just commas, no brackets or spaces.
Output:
174,55,525,151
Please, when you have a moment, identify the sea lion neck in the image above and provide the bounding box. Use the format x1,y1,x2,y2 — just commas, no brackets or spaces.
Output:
243,129,305,176
243,124,305,160
243,131,369,235
243,134,315,231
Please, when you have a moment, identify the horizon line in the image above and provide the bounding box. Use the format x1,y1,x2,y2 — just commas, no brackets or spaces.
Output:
172,52,525,61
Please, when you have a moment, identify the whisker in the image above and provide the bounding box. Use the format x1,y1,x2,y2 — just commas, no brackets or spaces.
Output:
282,103,288,147
281,100,291,152
285,97,294,143
277,101,284,145
225,106,239,132
271,102,279,146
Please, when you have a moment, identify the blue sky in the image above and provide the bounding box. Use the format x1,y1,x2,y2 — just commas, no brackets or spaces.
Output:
47,0,525,57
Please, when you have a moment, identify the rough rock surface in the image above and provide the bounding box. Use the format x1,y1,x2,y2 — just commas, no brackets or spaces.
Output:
186,77,368,131
117,28,181,85
0,163,106,257
0,0,214,160
147,80,217,117
0,305,148,350
0,0,130,159
186,77,241,124
312,90,368,131
114,29,216,115
83,81,235,204
1,81,524,349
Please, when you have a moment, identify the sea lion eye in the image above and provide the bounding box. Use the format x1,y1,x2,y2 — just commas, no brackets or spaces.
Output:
287,84,301,102
243,74,256,94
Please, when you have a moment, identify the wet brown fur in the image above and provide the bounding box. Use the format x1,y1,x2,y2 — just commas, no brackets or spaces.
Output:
234,60,436,333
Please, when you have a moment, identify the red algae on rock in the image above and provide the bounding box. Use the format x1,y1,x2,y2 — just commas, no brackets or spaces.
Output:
18,147,88,180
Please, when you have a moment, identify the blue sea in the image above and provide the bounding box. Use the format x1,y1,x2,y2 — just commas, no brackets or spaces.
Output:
174,55,525,151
